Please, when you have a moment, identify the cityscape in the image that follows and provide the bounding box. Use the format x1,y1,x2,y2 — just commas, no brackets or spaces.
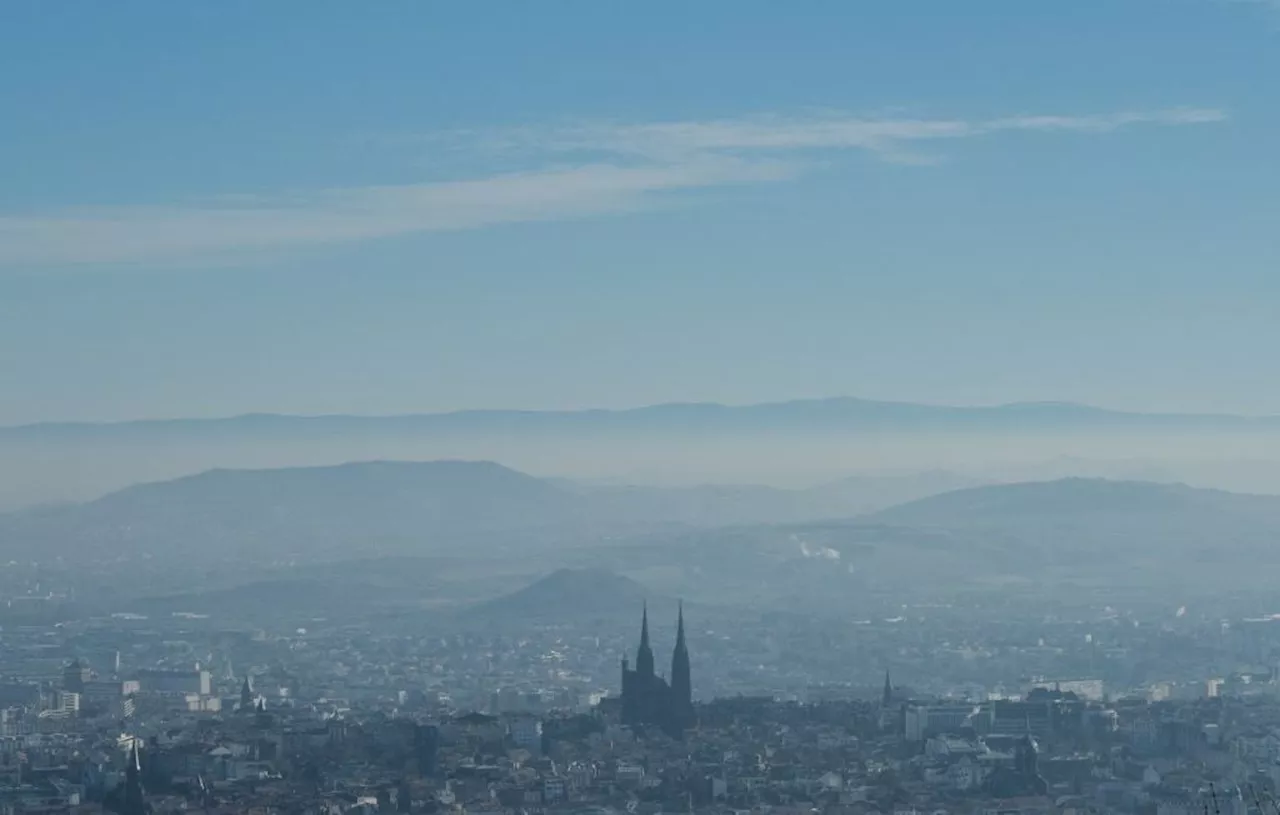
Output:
6,0,1280,814
8,542,1280,815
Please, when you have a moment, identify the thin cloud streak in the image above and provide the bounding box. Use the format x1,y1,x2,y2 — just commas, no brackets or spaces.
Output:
0,158,795,266
544,108,1227,159
0,108,1227,267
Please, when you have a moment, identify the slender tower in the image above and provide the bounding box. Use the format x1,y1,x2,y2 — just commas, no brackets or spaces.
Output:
671,601,692,707
882,670,893,706
670,601,693,732
636,602,655,678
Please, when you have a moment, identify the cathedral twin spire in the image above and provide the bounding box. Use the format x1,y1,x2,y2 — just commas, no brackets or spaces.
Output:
622,600,695,737
634,601,686,682
633,601,691,703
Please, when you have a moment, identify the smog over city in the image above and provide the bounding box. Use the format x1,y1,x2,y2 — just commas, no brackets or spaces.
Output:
3,3,1280,814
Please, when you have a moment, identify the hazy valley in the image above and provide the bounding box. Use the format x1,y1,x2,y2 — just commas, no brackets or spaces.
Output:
9,397,1280,510
7,452,1280,630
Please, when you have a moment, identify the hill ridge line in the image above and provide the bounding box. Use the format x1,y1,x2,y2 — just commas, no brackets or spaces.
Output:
9,395,1280,431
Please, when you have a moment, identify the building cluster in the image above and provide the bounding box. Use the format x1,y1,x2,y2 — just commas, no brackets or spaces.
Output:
11,671,1280,815
9,603,1280,813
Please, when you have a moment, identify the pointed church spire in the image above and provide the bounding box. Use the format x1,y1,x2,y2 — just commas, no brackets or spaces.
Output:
672,601,689,687
670,600,694,732
882,670,893,706
636,602,655,677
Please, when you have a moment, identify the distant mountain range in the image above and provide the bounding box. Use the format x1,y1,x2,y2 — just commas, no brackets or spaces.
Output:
9,454,1280,578
609,477,1280,608
860,477,1280,581
867,477,1280,527
7,396,1280,509
8,459,1280,610
560,469,981,526
0,460,581,564
0,460,978,565
6,396,1280,441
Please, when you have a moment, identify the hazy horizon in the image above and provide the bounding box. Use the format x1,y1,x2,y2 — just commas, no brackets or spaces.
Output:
7,0,1280,510
13,392,1280,430
10,5,1280,796
5,1,1280,425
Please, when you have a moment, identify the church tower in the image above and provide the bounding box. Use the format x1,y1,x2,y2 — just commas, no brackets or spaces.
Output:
635,602,655,678
240,674,254,712
620,602,695,738
671,602,692,705
670,601,694,731
878,670,897,733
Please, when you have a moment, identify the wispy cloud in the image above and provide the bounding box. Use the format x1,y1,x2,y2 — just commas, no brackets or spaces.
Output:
0,107,1226,267
549,108,1225,154
0,157,794,267
530,108,1226,165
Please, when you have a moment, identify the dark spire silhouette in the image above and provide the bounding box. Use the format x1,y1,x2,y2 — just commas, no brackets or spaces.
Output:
883,670,893,706
621,601,696,738
675,601,686,649
671,602,689,685
240,674,254,711
671,600,693,726
636,601,655,677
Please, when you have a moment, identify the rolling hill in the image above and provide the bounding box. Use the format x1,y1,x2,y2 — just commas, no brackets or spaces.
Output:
860,478,1280,587
866,477,1280,527
0,460,583,564
0,460,978,565
6,396,1280,508
12,464,1280,605
470,568,653,621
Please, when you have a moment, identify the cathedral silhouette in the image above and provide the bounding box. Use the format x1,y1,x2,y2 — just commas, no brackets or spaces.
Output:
620,602,695,738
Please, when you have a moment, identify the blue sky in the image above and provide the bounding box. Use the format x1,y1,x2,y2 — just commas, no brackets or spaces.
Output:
2,0,1278,423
